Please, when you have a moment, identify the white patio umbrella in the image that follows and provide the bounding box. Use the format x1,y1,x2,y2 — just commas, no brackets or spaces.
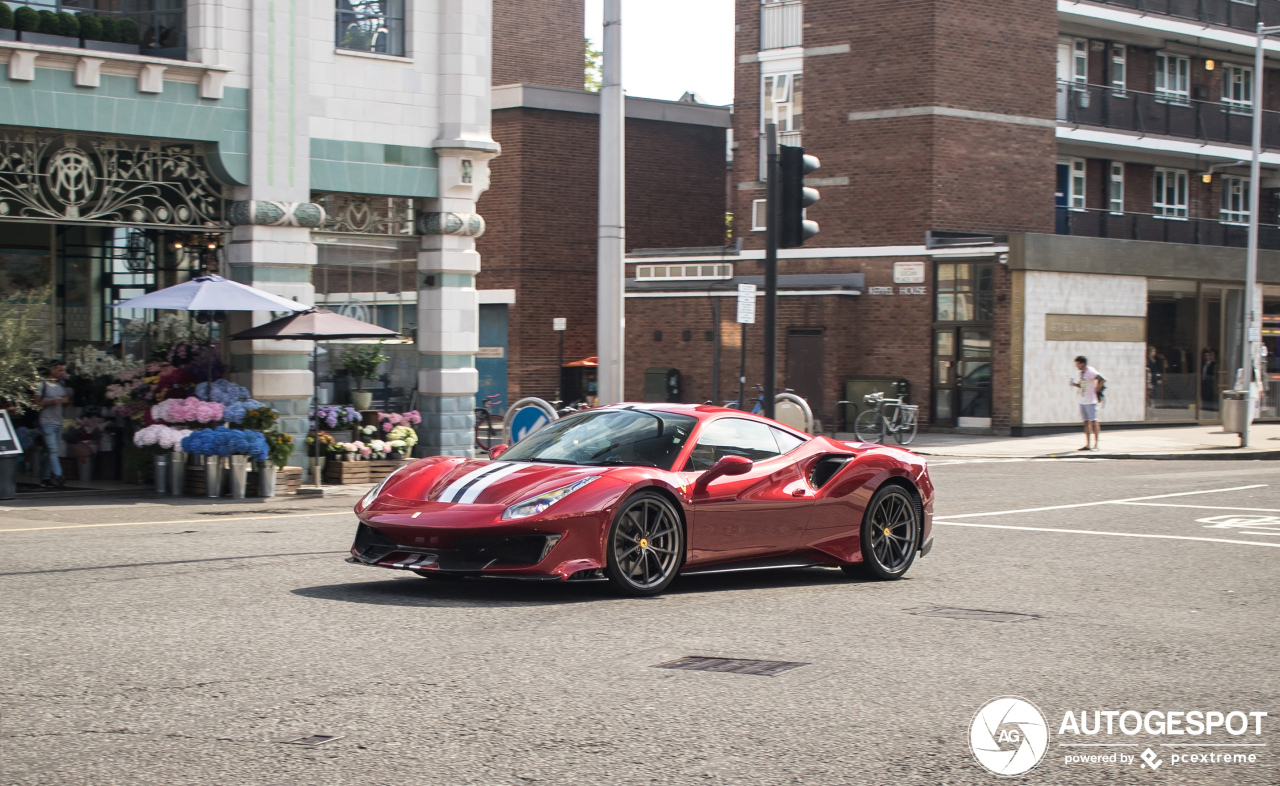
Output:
110,275,309,399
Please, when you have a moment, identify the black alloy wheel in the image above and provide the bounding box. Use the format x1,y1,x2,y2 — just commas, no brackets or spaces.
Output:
605,491,684,596
845,484,919,580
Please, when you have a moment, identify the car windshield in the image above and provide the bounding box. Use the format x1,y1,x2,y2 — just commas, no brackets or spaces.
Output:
499,409,697,469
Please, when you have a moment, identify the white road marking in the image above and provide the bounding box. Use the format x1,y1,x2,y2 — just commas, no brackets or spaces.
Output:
0,511,352,534
933,520,1280,549
1117,502,1280,513
939,485,1268,519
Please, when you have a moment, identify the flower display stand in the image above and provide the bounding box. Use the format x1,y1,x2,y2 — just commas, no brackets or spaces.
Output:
323,461,372,484
367,459,413,482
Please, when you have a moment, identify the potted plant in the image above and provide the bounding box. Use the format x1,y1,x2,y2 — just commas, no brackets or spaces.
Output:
386,424,418,459
80,14,140,54
0,3,16,43
341,343,389,411
21,8,79,47
133,423,192,494
310,405,361,443
260,430,294,497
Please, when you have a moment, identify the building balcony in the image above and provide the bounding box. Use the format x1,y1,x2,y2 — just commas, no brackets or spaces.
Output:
1057,207,1280,249
1058,83,1280,149
1079,0,1280,32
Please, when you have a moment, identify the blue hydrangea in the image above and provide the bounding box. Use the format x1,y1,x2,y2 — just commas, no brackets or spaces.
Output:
181,427,269,461
224,399,266,424
193,379,253,406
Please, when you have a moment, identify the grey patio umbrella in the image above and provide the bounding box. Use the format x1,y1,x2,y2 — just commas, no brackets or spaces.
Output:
232,309,400,488
111,275,310,399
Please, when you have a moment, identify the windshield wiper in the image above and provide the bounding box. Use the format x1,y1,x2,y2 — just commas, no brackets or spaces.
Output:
589,459,660,468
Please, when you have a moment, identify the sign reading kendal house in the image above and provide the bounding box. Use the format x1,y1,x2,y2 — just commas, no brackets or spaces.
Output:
1045,314,1146,342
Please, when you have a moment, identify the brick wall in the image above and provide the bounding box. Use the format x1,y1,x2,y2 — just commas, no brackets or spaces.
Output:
476,107,727,404
492,0,585,89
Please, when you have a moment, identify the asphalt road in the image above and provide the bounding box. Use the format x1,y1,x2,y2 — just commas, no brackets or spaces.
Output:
1,459,1278,785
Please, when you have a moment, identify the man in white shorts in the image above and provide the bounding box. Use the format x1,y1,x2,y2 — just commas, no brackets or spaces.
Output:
1071,355,1104,451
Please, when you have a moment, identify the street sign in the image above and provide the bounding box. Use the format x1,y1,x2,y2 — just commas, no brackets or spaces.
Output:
1249,327,1261,343
0,411,21,456
893,261,926,283
736,283,756,324
553,318,566,331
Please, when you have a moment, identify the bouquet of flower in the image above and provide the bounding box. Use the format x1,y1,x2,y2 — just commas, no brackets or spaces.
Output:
366,439,391,459
263,430,294,469
239,406,279,431
133,424,194,453
359,424,378,440
182,427,269,461
151,397,225,427
311,405,362,430
306,431,338,457
386,424,418,450
378,410,422,432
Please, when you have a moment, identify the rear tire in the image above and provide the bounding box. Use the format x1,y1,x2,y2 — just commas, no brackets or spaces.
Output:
854,410,884,443
893,410,918,446
844,484,919,581
605,491,684,597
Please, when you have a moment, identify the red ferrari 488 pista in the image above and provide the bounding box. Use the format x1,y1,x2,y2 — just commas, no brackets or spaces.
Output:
349,404,933,596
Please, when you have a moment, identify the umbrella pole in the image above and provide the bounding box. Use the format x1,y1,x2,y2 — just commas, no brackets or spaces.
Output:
314,343,322,490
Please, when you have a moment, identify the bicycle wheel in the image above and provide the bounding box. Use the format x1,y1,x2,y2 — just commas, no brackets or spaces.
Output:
892,407,918,446
853,409,884,443
474,410,491,453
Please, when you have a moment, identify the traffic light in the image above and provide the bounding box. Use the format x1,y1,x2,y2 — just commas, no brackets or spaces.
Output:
778,145,820,248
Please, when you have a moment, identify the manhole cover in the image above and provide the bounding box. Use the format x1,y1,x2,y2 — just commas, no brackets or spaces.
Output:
654,656,808,677
907,606,1039,623
281,734,343,746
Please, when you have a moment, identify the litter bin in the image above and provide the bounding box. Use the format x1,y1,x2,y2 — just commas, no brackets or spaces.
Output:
1221,390,1250,434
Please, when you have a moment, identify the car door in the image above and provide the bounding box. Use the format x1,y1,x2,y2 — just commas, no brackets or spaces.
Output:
682,417,814,566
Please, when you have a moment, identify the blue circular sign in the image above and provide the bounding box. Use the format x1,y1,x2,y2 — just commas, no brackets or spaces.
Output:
509,406,551,443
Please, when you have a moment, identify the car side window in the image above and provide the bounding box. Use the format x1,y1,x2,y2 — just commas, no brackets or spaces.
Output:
684,418,781,471
770,427,806,454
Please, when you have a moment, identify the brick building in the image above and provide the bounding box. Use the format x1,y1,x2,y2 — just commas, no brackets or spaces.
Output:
625,0,1280,433
476,0,730,408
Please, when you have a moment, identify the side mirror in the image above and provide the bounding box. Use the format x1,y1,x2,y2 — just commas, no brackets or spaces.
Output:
488,444,509,460
694,454,752,493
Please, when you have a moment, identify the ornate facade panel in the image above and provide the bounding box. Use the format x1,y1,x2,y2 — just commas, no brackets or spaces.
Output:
0,128,228,228
417,211,486,238
313,192,417,235
228,200,327,228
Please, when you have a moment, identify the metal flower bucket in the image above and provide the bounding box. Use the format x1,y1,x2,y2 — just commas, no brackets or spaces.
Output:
205,456,224,498
258,462,278,498
169,450,185,496
153,454,168,494
228,455,249,500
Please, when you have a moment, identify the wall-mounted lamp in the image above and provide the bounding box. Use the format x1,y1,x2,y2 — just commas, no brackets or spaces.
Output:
1205,59,1216,71
1203,173,1214,183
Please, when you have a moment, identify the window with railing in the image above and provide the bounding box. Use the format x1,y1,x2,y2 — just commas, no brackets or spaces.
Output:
1109,163,1125,214
1154,168,1189,218
1222,64,1253,111
1220,176,1250,223
1155,54,1190,104
336,0,405,57
761,0,802,50
1110,44,1126,94
5,0,185,59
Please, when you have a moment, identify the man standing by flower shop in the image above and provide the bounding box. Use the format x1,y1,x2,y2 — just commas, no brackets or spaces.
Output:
34,359,70,488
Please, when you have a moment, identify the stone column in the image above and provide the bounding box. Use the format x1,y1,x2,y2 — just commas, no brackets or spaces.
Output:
417,0,500,456
222,0,319,467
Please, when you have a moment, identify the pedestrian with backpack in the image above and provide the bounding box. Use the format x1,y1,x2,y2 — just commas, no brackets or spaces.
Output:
1070,355,1105,451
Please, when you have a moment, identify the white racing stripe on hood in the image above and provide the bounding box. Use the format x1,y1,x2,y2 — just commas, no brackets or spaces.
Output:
438,462,512,503
455,461,528,504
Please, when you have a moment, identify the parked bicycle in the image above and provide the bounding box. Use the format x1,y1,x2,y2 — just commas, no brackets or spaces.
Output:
474,394,505,453
853,392,918,446
724,384,800,414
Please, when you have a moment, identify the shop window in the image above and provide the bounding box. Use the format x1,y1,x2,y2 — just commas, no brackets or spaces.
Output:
1220,176,1250,224
336,0,405,57
1153,168,1189,218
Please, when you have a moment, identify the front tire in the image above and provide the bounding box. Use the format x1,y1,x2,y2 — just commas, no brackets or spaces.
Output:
605,491,684,597
844,484,919,580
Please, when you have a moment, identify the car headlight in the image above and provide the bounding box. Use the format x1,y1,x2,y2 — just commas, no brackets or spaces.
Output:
361,465,409,509
501,476,599,520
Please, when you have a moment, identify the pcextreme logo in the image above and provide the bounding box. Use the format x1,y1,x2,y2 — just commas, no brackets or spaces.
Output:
969,696,1051,776
970,698,1270,775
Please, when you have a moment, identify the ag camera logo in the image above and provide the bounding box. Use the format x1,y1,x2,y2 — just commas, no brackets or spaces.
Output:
970,696,1050,776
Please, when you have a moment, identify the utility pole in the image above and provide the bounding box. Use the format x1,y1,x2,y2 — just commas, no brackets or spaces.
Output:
1244,26,1279,445
763,123,779,420
596,0,625,404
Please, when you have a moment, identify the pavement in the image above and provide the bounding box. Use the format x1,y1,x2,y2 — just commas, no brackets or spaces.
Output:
836,421,1280,460
1,459,1278,784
